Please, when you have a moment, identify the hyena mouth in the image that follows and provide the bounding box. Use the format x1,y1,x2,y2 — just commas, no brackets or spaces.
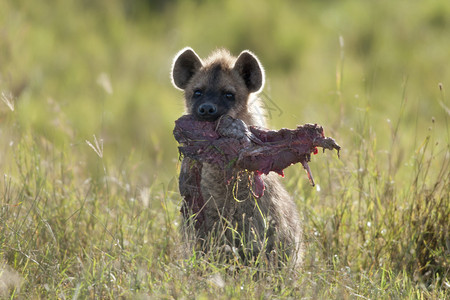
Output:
195,113,220,122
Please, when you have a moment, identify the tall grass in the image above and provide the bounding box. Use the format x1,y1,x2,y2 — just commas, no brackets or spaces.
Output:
1,116,448,297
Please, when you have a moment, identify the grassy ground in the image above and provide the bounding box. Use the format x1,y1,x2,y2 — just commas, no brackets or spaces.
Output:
1,0,449,298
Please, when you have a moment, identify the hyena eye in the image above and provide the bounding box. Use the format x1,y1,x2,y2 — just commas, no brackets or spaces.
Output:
224,92,235,101
193,90,203,98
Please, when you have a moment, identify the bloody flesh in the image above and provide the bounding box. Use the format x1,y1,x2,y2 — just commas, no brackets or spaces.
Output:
174,114,340,200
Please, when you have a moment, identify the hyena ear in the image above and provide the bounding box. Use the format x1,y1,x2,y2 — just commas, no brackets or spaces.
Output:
233,51,265,93
172,47,203,90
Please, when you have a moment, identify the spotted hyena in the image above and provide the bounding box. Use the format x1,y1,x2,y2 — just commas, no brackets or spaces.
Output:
172,47,303,267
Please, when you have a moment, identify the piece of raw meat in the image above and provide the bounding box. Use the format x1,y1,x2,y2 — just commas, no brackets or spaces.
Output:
174,114,340,199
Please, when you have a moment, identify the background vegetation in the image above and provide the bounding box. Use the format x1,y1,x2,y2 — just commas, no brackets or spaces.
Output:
0,0,449,298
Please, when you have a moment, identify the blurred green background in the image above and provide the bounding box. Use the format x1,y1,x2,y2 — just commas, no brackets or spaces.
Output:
1,0,449,181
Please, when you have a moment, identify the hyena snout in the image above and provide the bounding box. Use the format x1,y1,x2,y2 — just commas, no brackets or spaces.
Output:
197,102,218,120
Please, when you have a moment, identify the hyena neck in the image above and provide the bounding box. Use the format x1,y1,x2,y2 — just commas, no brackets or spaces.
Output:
201,162,253,205
239,94,267,127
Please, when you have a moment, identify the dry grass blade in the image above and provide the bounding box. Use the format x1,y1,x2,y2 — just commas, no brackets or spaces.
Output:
1,92,14,111
86,134,104,158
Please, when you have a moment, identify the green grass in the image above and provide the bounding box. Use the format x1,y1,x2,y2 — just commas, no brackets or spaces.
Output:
1,0,449,298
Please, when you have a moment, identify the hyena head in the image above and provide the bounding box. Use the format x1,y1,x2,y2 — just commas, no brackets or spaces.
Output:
171,47,265,125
